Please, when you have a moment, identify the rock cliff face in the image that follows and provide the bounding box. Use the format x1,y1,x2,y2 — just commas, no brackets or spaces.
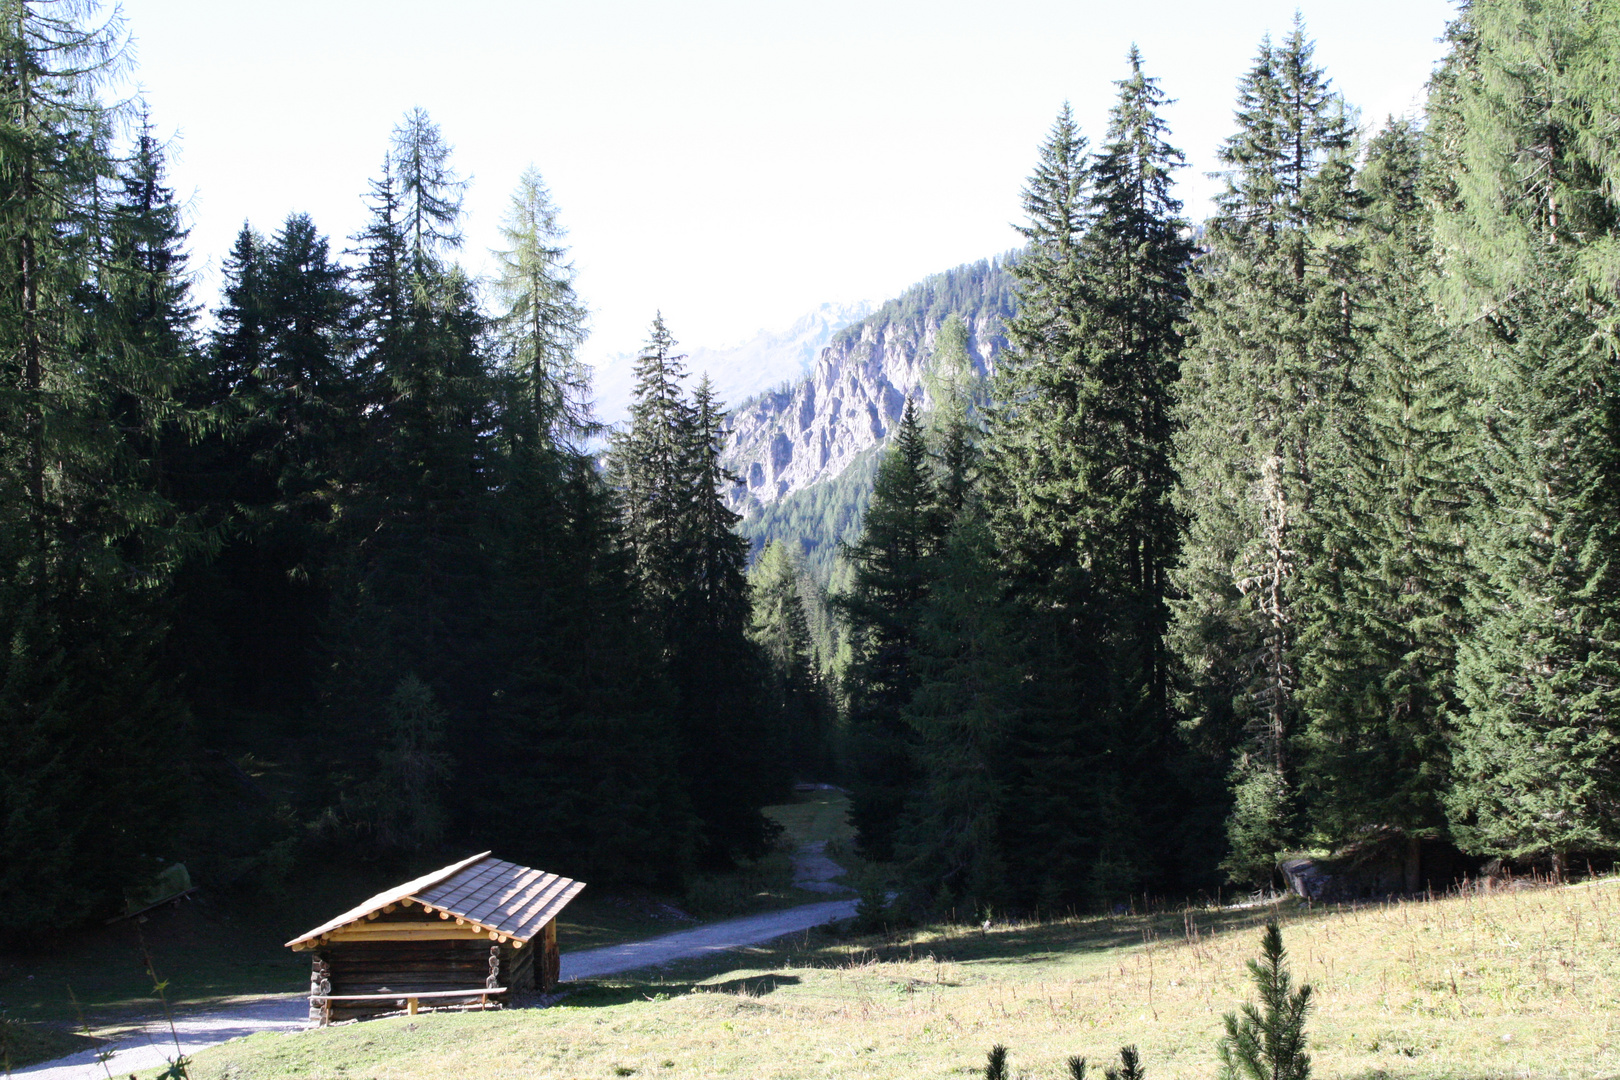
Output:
592,301,872,427
723,255,1015,517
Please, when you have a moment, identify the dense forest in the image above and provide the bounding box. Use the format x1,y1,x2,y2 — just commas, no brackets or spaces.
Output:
0,2,830,935
839,4,1620,913
2,0,1618,937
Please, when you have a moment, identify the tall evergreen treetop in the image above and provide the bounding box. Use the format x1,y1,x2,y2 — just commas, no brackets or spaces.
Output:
839,398,934,860
492,165,591,451
391,106,467,270
608,314,695,622
1002,104,1089,378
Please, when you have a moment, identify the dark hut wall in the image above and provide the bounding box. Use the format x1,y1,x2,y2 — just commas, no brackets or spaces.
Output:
318,938,507,1022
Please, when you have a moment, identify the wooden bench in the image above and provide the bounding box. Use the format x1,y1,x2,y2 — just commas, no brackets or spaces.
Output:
311,987,508,1023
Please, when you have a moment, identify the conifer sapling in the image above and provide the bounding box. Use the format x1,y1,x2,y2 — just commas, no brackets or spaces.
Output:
1217,922,1312,1080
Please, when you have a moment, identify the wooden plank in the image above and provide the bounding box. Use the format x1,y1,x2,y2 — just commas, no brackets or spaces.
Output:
325,926,492,943
434,868,507,918
315,988,507,1002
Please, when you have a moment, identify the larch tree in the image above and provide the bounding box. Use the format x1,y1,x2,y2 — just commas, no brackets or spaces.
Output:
492,165,591,452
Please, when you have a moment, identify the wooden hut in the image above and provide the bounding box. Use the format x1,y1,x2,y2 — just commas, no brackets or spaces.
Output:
285,852,584,1024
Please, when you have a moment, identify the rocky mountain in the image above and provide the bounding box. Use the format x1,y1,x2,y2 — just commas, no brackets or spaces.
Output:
590,300,873,427
723,255,1016,523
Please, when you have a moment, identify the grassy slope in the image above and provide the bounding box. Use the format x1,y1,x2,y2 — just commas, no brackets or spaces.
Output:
168,876,1620,1080
764,789,855,851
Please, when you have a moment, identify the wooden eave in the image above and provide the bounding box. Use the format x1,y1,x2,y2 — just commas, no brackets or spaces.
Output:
285,853,585,952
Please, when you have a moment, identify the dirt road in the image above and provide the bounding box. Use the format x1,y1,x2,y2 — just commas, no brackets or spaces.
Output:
18,844,854,1078
560,895,855,981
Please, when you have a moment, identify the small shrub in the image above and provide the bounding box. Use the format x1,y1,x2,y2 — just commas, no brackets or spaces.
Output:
854,874,892,933
1217,922,1312,1080
984,1043,1009,1080
1105,1045,1144,1080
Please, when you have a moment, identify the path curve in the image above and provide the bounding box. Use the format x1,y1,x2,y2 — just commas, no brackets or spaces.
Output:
19,844,855,1078
560,896,855,981
14,994,310,1080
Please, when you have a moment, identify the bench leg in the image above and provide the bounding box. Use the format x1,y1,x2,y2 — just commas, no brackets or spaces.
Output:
407,997,419,1016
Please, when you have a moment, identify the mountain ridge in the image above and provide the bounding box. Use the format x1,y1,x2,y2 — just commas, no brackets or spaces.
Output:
722,254,1017,526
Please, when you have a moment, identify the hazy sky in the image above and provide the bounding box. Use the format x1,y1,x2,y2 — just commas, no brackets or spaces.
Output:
115,0,1457,375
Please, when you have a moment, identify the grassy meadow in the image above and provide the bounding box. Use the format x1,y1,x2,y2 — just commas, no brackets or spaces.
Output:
164,874,1620,1080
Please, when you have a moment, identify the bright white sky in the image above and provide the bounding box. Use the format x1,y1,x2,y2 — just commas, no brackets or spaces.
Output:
116,0,1457,376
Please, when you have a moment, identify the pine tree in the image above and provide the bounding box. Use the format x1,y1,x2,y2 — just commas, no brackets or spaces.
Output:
1296,120,1468,885
1431,0,1620,873
1172,20,1361,885
1217,923,1313,1080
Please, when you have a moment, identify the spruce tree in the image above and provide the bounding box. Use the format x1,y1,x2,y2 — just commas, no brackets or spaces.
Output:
840,398,934,860
0,3,200,929
897,513,1021,914
610,322,779,860
749,540,834,779
1172,20,1360,885
1431,0,1620,872
1217,923,1313,1080
322,114,501,828
609,314,696,632
1296,120,1468,885
981,51,1194,902
682,374,781,856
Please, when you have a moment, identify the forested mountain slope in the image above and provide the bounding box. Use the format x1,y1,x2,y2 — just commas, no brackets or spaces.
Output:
722,256,1015,531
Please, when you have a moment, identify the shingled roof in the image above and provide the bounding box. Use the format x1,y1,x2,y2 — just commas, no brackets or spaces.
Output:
286,852,585,951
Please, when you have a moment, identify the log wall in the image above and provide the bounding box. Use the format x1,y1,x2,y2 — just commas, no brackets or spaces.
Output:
315,936,507,1022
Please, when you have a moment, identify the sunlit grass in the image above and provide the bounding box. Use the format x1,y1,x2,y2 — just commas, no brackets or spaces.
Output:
169,875,1620,1080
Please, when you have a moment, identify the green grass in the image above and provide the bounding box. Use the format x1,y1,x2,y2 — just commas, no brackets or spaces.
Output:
0,1014,106,1071
167,876,1620,1080
0,898,306,1030
765,788,855,850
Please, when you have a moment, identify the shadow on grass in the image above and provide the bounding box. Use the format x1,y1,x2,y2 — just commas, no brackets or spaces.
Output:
804,902,1306,970
0,1019,106,1071
557,973,801,1008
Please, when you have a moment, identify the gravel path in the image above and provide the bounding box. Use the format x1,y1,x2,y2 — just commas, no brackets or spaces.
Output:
17,843,854,1077
14,994,310,1080
560,895,855,981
